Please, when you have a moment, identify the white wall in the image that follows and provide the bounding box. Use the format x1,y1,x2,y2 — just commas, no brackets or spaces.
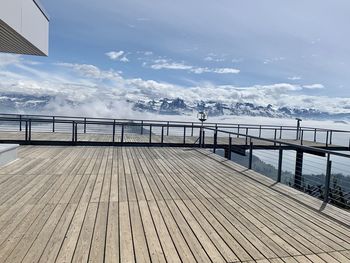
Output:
0,0,49,55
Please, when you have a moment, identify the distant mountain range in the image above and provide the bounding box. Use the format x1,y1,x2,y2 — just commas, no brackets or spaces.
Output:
131,97,350,121
1,93,350,121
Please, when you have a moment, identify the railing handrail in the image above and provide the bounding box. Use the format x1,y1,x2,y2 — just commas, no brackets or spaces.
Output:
204,126,350,159
0,113,349,133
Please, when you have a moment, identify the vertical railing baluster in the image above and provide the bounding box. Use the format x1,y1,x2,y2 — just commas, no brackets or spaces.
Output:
72,121,75,143
121,123,124,143
330,131,333,145
314,128,317,142
248,140,253,169
279,126,282,139
84,118,87,134
324,153,332,202
245,128,248,146
228,136,232,160
202,130,205,148
112,120,116,143
28,119,31,142
326,131,329,147
183,126,186,144
237,124,240,138
167,122,170,136
274,129,277,146
75,122,78,142
19,115,22,132
161,126,164,145
301,130,304,145
259,125,262,138
277,147,283,182
213,127,218,153
149,124,152,144
141,120,144,135
191,122,194,137
52,116,55,133
25,120,28,141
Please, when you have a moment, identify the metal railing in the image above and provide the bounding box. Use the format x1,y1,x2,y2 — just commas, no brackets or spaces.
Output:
0,113,349,148
1,113,350,209
203,126,350,210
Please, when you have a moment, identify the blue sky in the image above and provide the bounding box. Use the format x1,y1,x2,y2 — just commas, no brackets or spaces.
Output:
1,0,350,115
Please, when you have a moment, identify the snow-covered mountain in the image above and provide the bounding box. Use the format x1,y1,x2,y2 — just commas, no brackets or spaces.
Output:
131,97,350,121
1,93,350,121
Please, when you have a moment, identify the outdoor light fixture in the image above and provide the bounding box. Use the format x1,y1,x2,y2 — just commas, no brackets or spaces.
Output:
197,111,208,125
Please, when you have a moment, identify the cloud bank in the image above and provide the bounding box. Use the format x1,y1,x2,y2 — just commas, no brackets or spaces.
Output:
0,54,349,118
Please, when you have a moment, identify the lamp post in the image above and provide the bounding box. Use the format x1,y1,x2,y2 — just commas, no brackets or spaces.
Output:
197,111,208,147
197,111,208,126
296,118,302,140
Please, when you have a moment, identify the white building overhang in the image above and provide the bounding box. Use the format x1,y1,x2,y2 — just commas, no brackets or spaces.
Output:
0,0,49,56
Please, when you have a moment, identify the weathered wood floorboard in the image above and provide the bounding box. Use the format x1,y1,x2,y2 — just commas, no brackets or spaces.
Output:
0,146,348,262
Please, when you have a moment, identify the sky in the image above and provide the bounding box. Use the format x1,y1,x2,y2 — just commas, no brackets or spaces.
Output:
1,0,350,116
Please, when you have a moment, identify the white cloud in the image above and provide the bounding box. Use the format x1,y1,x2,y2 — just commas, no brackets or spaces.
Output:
263,57,285,64
120,57,129,62
150,60,193,70
148,59,239,74
212,68,240,74
56,62,122,80
288,76,302,80
0,54,22,67
303,84,324,89
106,51,130,63
1,59,347,115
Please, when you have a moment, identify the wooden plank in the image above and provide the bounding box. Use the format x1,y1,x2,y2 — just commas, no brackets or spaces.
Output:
119,201,135,263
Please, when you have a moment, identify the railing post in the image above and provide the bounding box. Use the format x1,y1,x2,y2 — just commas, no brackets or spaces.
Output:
199,127,202,147
259,125,262,138
202,130,205,148
112,120,116,143
19,115,22,132
314,128,317,142
294,150,304,190
279,126,282,139
191,122,194,137
245,128,248,146
277,147,283,182
28,119,32,142
301,130,304,145
248,140,253,169
326,131,329,147
324,154,332,202
75,122,78,142
274,129,277,146
213,127,218,153
237,124,240,138
141,120,144,135
167,122,170,136
228,136,232,160
121,123,124,143
84,118,87,134
72,121,75,143
52,116,55,133
161,126,164,145
149,124,152,144
25,120,28,141
183,126,186,144
330,131,333,145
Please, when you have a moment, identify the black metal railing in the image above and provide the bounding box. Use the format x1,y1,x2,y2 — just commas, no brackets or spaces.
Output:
203,126,350,210
1,113,350,209
1,113,350,148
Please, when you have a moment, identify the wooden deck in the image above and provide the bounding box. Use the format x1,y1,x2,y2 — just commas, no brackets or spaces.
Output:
0,131,342,150
0,145,350,262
